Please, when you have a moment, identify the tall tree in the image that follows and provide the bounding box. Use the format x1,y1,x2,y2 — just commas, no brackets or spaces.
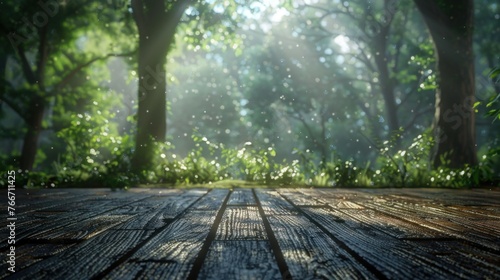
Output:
0,0,133,171
130,0,253,171
1,0,68,170
291,0,435,145
130,0,192,171
413,0,478,168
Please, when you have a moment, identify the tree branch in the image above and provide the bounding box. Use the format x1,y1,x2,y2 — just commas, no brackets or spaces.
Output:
55,50,137,91
392,13,409,74
403,107,433,131
352,40,376,72
165,0,194,34
0,86,28,122
16,45,37,85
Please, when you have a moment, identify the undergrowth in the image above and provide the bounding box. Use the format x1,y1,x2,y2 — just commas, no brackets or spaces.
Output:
1,131,498,189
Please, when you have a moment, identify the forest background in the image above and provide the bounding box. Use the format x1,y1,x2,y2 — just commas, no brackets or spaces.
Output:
1,0,499,188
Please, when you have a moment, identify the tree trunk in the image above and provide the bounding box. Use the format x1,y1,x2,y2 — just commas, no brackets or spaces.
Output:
130,0,190,172
18,25,49,171
366,0,400,143
373,37,399,136
413,0,478,168
20,96,46,170
372,28,399,136
131,25,169,171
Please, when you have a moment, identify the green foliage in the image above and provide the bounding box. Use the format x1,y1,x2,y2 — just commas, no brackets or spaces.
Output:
410,41,437,91
220,142,301,185
153,139,220,185
301,132,497,188
50,88,134,188
2,0,499,190
485,67,500,121
3,129,497,189
143,136,302,186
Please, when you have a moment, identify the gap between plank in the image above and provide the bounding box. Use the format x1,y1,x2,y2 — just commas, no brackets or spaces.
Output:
358,200,500,255
186,189,233,279
91,189,215,280
16,194,156,247
252,189,292,280
278,192,388,280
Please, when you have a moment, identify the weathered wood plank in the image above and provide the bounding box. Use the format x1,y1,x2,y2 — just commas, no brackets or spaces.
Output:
0,243,75,279
26,214,131,241
3,194,151,244
192,189,230,210
106,210,218,279
228,189,256,205
3,187,499,280
278,190,324,206
303,190,367,209
333,208,448,239
113,191,205,230
0,192,157,255
446,205,500,219
198,241,281,280
2,192,96,214
13,189,129,213
406,239,500,277
298,188,367,199
358,199,500,251
303,207,495,279
6,230,152,280
254,189,298,215
130,210,217,261
216,206,266,240
387,188,500,206
104,261,183,280
100,189,229,277
265,214,375,279
1,209,94,247
106,189,229,279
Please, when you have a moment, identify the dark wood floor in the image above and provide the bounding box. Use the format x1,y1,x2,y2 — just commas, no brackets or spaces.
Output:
1,187,499,279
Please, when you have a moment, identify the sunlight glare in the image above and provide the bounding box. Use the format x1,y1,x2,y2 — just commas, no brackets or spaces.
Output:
334,35,350,52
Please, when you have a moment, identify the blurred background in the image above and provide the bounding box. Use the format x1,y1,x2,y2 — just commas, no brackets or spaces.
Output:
1,0,499,187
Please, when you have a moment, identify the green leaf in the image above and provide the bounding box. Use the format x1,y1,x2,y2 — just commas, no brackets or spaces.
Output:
269,149,276,157
489,67,500,79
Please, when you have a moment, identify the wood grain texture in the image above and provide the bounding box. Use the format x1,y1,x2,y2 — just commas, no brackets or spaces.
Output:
228,189,256,205
266,214,375,279
3,187,499,279
216,206,266,240
303,207,496,279
358,197,500,251
254,189,298,215
198,241,281,280
6,230,151,280
113,191,204,230
333,208,447,239
103,190,229,278
0,243,75,279
0,192,152,247
278,190,324,206
104,261,186,280
192,189,230,210
406,239,500,277
130,210,217,260
26,214,131,241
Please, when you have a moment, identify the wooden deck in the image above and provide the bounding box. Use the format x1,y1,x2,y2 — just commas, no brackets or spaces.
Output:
1,187,500,279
